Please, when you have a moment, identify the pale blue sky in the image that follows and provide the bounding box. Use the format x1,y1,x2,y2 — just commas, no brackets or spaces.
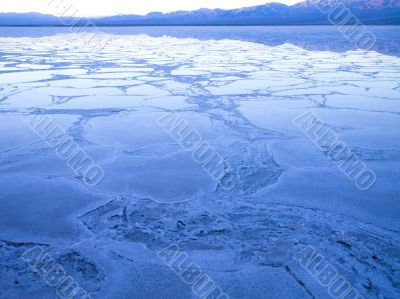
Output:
0,0,303,17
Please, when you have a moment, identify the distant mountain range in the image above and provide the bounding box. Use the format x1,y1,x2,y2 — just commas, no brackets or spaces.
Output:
1,0,399,26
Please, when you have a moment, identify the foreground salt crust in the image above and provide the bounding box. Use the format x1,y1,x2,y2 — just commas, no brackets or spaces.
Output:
0,32,400,298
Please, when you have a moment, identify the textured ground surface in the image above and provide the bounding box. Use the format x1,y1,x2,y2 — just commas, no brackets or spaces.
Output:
0,27,399,299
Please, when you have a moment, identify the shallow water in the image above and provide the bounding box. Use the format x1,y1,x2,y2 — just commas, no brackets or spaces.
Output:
0,26,399,299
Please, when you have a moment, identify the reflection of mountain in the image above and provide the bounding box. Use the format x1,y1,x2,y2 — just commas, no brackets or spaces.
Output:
0,0,400,26
103,27,400,57
0,26,399,57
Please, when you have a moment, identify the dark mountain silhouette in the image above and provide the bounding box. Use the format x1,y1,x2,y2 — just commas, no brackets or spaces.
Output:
0,12,61,26
0,0,399,26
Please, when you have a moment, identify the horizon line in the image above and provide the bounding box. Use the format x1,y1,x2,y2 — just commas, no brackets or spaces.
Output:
0,1,305,18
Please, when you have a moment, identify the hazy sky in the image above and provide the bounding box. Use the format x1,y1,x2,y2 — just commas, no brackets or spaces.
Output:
0,0,304,17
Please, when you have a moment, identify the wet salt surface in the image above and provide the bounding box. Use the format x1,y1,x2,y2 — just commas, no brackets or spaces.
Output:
0,27,399,299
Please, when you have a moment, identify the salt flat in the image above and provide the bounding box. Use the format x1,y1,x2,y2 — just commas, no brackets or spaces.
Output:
0,27,399,299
